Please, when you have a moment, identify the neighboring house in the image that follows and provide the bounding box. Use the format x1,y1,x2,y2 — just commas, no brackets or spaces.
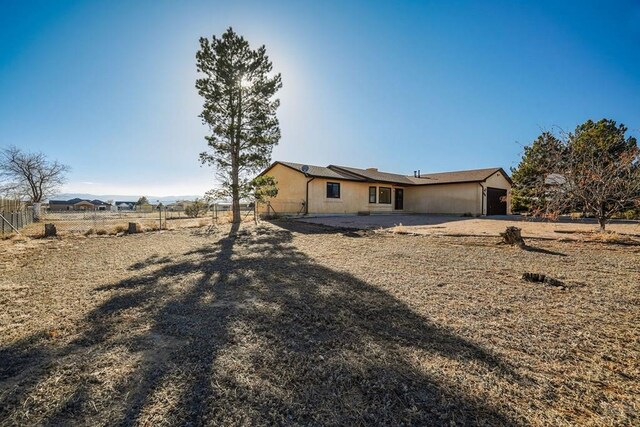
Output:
257,161,512,216
48,198,111,211
116,201,136,210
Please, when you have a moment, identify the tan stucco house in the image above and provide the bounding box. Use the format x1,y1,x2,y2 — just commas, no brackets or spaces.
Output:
257,161,512,216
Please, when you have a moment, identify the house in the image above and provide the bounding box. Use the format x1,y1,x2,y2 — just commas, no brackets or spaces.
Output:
257,161,512,216
48,198,111,211
115,201,136,210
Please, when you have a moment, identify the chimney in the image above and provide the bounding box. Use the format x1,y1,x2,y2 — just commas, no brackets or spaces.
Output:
418,169,421,178
413,171,417,177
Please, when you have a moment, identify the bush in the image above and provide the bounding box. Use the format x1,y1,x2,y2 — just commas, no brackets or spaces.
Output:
185,199,208,218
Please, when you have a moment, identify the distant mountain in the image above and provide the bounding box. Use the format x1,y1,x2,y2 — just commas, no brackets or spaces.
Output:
50,193,201,203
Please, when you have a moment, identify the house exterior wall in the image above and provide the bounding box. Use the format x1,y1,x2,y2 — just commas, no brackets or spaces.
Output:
48,203,74,211
260,163,512,216
404,183,482,215
307,179,400,214
482,171,512,214
258,163,309,214
259,164,406,215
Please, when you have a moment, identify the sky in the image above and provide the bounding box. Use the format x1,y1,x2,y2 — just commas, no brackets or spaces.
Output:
1,0,639,197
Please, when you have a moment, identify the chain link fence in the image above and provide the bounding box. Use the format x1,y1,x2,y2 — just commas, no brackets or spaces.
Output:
32,203,258,236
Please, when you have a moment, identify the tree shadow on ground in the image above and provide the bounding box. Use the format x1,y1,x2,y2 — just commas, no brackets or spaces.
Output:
0,222,523,426
522,244,567,257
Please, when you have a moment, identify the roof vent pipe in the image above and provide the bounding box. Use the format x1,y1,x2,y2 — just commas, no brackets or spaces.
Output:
414,171,417,177
418,169,421,178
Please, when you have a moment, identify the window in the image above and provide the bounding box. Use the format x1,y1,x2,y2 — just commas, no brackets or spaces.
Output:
326,182,340,198
379,187,391,204
369,186,376,203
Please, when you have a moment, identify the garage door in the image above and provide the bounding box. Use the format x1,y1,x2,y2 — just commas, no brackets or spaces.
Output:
487,187,507,215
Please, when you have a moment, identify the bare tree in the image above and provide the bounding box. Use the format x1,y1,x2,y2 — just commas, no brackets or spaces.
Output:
524,120,640,231
0,146,70,203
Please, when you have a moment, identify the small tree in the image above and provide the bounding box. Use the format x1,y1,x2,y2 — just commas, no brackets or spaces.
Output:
517,119,640,230
252,175,278,204
0,146,70,203
251,175,278,220
136,196,149,206
196,27,282,223
185,198,208,218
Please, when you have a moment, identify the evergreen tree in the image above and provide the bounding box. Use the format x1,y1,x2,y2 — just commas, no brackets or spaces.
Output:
196,28,282,223
511,132,563,212
513,119,640,230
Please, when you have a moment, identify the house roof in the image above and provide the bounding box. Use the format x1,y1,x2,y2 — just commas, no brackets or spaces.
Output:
266,161,366,181
328,165,420,185
261,162,512,186
49,198,110,205
408,167,513,185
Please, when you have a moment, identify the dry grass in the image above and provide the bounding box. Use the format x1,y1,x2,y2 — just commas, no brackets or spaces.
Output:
0,221,638,425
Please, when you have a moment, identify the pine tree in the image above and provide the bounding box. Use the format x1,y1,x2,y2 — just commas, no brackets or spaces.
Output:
196,28,282,223
511,132,563,212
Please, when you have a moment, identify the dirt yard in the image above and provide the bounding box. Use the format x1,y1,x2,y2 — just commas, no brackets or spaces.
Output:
1,221,638,425
299,214,640,241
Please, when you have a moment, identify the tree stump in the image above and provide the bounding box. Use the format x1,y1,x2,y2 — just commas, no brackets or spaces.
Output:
128,222,139,234
44,223,57,237
500,226,525,248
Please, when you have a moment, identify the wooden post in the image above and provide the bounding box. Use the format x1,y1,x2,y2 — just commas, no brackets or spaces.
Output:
128,222,138,234
44,223,57,237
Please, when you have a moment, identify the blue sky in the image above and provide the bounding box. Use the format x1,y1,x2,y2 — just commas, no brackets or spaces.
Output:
1,0,639,196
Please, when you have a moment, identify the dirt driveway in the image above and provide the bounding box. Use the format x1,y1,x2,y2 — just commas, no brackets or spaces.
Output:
298,214,640,240
1,221,638,425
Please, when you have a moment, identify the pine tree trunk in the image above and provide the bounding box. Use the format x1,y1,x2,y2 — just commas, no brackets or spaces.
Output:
231,153,241,224
232,82,242,224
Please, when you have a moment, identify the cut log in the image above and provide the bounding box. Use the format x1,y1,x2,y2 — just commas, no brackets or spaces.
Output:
44,223,57,237
522,272,564,287
500,226,525,248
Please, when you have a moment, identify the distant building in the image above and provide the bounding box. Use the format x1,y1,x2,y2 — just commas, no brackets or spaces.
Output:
48,198,111,211
115,201,136,210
